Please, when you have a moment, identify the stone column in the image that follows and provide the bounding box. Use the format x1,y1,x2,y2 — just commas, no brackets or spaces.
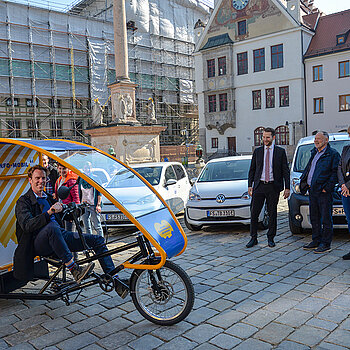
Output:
113,0,129,82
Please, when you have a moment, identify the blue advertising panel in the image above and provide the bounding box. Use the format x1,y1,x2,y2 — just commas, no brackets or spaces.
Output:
137,207,185,258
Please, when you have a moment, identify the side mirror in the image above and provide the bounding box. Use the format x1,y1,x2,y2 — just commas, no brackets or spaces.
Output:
165,179,177,187
57,186,70,200
190,177,197,185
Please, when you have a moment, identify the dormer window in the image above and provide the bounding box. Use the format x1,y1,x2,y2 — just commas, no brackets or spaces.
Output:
337,35,345,45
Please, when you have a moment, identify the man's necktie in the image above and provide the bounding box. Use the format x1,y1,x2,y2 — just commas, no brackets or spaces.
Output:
265,147,270,182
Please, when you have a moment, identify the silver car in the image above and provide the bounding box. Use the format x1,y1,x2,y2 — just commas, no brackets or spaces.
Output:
185,156,268,231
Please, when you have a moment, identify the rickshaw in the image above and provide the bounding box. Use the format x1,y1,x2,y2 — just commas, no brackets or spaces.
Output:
0,138,194,325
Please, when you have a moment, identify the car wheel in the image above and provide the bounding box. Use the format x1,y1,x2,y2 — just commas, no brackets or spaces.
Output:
289,214,303,234
184,213,202,231
258,207,269,230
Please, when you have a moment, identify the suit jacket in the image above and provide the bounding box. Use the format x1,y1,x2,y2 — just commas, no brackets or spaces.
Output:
13,188,63,281
248,145,290,192
300,144,340,195
338,145,350,190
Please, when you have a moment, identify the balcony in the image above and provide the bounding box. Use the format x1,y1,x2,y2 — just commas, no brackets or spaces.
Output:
205,110,236,134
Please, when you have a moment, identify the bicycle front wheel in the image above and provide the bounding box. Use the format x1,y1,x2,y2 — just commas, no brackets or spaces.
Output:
130,260,194,325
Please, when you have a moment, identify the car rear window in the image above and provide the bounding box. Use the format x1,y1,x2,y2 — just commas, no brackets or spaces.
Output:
293,140,350,172
198,159,251,182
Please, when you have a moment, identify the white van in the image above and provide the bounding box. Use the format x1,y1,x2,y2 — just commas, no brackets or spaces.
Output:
288,133,350,234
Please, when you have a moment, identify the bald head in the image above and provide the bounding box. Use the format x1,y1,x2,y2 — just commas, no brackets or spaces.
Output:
314,131,328,152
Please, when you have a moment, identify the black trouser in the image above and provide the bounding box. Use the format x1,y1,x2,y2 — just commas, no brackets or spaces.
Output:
250,182,280,239
309,190,333,246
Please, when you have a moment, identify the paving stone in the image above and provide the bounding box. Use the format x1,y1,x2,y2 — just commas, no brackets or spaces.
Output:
317,341,350,350
7,343,36,350
151,321,194,341
294,297,329,313
193,343,218,350
243,309,279,328
225,323,258,339
233,299,264,314
14,305,49,320
207,298,235,312
275,309,313,327
127,320,160,337
239,281,270,293
264,282,294,295
254,322,294,344
317,306,350,323
90,317,133,338
157,336,197,350
57,332,98,350
295,283,321,293
97,331,137,348
209,333,241,349
98,307,126,321
207,310,246,329
233,338,273,350
275,340,310,349
184,324,222,343
306,318,338,331
0,324,17,338
283,290,309,301
79,304,107,317
186,307,218,325
331,294,350,309
224,290,251,303
128,334,163,350
288,325,329,347
264,298,298,314
69,315,105,334
324,329,350,348
196,290,224,302
28,328,73,349
249,291,280,303
42,317,71,331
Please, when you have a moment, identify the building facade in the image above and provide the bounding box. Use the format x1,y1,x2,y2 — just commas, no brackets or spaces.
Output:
304,10,350,135
0,0,211,147
194,0,318,155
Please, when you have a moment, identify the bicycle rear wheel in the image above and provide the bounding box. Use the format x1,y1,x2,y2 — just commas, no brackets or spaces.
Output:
130,260,194,325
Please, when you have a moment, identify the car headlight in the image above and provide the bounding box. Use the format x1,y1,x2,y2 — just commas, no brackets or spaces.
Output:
292,177,301,194
189,190,201,201
241,191,250,200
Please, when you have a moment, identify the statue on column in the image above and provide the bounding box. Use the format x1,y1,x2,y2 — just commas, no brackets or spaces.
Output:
146,98,157,124
91,98,106,126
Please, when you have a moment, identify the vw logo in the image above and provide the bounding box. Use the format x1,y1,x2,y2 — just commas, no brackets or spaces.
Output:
216,194,226,203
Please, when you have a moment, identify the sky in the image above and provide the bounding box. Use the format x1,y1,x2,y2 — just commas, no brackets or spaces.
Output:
8,0,350,15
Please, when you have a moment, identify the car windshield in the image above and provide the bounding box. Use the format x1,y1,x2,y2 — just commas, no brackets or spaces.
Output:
133,166,162,185
57,150,165,218
293,140,350,172
198,159,251,182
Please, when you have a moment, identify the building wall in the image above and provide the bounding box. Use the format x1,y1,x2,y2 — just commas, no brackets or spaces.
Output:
305,51,350,134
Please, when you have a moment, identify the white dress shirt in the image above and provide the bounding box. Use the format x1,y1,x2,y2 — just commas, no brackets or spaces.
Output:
260,142,274,182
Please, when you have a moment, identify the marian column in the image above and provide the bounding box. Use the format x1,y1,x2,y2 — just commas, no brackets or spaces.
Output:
109,0,138,124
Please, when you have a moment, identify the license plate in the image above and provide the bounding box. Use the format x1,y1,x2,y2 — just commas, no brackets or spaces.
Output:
333,208,344,216
105,213,128,221
207,209,235,217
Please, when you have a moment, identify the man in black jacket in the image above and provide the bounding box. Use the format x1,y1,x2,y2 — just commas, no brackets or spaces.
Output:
42,154,59,196
13,165,129,298
300,131,340,253
247,127,290,248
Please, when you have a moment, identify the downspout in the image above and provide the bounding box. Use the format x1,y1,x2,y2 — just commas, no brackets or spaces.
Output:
301,30,308,136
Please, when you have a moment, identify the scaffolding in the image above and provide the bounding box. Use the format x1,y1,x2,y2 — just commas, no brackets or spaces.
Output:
0,0,209,144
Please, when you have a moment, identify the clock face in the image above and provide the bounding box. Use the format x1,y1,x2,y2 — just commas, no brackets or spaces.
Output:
232,0,249,10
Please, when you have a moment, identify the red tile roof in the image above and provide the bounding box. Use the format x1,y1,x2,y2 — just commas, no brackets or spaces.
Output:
302,12,319,30
304,9,350,58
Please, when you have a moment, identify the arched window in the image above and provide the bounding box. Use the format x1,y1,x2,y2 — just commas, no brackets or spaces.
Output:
275,125,289,145
254,127,264,146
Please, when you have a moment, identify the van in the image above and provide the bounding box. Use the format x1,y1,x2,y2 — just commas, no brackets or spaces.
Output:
288,133,350,234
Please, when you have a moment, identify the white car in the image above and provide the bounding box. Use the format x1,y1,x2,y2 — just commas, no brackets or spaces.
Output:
185,156,268,231
101,162,191,228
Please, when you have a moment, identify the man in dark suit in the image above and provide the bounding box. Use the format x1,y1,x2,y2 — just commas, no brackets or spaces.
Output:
300,131,340,253
246,127,290,248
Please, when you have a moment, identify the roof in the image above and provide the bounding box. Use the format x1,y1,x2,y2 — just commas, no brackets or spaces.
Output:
304,9,350,58
302,12,319,30
200,33,233,51
0,139,92,151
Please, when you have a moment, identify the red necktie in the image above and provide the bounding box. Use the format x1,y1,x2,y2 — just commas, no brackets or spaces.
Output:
265,147,270,182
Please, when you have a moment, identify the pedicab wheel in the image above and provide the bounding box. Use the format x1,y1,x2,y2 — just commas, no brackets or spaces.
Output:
130,260,195,325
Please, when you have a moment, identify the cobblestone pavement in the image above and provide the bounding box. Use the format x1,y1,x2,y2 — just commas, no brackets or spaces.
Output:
1,198,350,349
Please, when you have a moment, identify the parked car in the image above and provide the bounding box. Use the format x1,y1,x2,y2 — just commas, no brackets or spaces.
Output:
101,162,191,228
288,133,350,234
185,156,268,231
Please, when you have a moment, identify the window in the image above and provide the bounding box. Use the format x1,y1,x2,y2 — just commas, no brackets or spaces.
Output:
313,65,323,81
207,59,215,78
165,166,177,181
218,57,226,76
252,90,261,110
339,61,349,78
279,86,289,107
238,20,247,36
253,48,265,72
50,119,63,137
313,97,324,114
211,138,218,148
237,52,248,75
26,99,38,107
208,95,216,112
339,94,350,111
271,44,283,69
266,88,275,108
6,98,19,106
254,127,264,146
219,93,228,111
27,119,40,138
275,125,289,145
7,119,21,138
337,35,345,45
50,99,62,109
173,164,186,180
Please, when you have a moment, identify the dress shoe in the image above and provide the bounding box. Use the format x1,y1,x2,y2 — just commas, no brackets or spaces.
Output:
268,239,276,247
343,252,350,260
314,245,331,254
246,237,258,248
303,241,319,250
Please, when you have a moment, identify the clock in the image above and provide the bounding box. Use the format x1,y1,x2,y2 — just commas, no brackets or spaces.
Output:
232,0,249,10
